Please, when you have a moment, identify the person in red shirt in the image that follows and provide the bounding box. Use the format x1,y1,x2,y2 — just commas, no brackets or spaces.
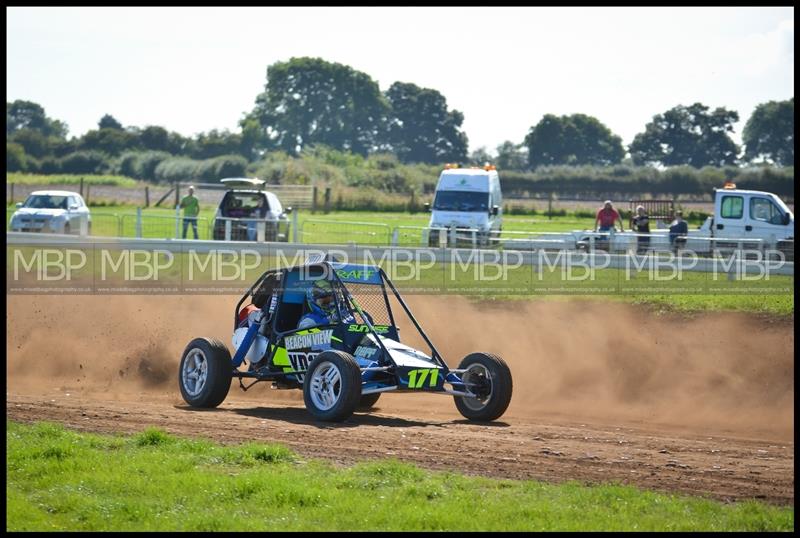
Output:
594,200,624,233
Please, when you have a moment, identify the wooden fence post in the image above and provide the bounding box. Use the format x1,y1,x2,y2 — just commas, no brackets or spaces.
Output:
9,183,13,204
312,186,318,214
324,187,331,214
174,181,180,208
80,177,84,197
145,186,150,207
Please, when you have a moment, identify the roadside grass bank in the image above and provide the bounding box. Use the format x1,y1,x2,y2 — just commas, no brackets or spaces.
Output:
6,173,138,187
6,421,793,531
6,242,793,317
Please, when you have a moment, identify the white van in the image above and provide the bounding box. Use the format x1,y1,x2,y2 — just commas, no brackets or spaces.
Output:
426,165,503,247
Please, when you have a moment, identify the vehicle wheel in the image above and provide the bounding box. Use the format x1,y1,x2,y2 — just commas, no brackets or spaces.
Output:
489,228,501,248
357,392,381,410
777,240,794,262
454,352,512,421
303,350,362,422
428,230,439,247
178,338,232,408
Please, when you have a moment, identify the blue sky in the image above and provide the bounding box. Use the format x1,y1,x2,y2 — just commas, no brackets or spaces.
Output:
7,7,794,154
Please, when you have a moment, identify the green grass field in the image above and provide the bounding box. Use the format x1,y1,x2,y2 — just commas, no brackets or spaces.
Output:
6,421,793,532
6,173,139,187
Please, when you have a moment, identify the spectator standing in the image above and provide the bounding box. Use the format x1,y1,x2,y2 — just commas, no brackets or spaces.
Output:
631,205,651,253
179,185,200,239
594,200,624,234
669,210,689,250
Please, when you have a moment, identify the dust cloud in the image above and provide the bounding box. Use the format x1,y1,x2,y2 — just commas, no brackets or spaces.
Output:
6,293,793,439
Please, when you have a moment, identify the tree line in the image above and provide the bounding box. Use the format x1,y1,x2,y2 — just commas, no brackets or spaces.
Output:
6,57,794,184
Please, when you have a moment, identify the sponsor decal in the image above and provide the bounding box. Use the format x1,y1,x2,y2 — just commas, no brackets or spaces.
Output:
354,345,378,359
336,269,376,281
287,351,319,383
347,324,390,334
405,368,440,389
285,329,333,350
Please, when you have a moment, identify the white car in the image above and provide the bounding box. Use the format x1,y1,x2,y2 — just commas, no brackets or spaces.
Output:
9,190,91,234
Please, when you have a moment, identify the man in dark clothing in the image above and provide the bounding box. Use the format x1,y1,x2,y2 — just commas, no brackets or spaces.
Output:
632,205,650,254
669,211,689,250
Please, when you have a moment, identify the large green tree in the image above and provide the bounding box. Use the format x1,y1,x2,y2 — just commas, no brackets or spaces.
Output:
138,125,171,152
469,146,492,166
384,82,468,164
495,140,527,171
524,114,624,168
6,99,68,138
189,129,244,160
98,114,123,130
629,103,740,167
742,98,793,166
78,128,140,156
250,57,390,156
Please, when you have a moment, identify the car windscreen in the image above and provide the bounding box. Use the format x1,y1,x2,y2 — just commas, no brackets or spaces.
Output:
23,195,68,209
222,192,268,217
433,190,488,212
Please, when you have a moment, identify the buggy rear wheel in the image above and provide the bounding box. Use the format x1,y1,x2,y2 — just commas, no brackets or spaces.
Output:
303,350,362,422
357,392,381,410
454,352,512,421
178,338,232,408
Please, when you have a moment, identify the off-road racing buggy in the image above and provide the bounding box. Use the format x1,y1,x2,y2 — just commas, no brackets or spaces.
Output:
178,255,513,422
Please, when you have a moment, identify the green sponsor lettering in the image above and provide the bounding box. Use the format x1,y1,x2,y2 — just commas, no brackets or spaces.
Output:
336,269,375,280
347,324,390,334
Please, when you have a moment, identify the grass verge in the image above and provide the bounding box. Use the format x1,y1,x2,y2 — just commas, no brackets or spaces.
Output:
6,421,794,531
6,173,139,187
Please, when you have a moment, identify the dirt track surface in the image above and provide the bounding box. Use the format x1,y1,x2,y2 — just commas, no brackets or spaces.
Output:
6,295,794,505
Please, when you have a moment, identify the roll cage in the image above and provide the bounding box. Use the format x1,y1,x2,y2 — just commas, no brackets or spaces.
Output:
231,260,448,385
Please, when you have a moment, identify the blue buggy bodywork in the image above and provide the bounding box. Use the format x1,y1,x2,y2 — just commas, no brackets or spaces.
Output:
229,258,466,397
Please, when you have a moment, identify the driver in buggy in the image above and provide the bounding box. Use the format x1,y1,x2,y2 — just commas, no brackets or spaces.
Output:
298,279,353,329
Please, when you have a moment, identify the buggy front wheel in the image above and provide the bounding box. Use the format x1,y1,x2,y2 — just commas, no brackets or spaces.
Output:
357,392,381,410
454,352,513,421
303,351,362,422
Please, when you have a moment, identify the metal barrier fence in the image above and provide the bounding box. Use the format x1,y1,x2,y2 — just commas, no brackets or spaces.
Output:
119,213,212,240
6,206,794,260
211,216,292,242
89,213,123,237
299,219,391,246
